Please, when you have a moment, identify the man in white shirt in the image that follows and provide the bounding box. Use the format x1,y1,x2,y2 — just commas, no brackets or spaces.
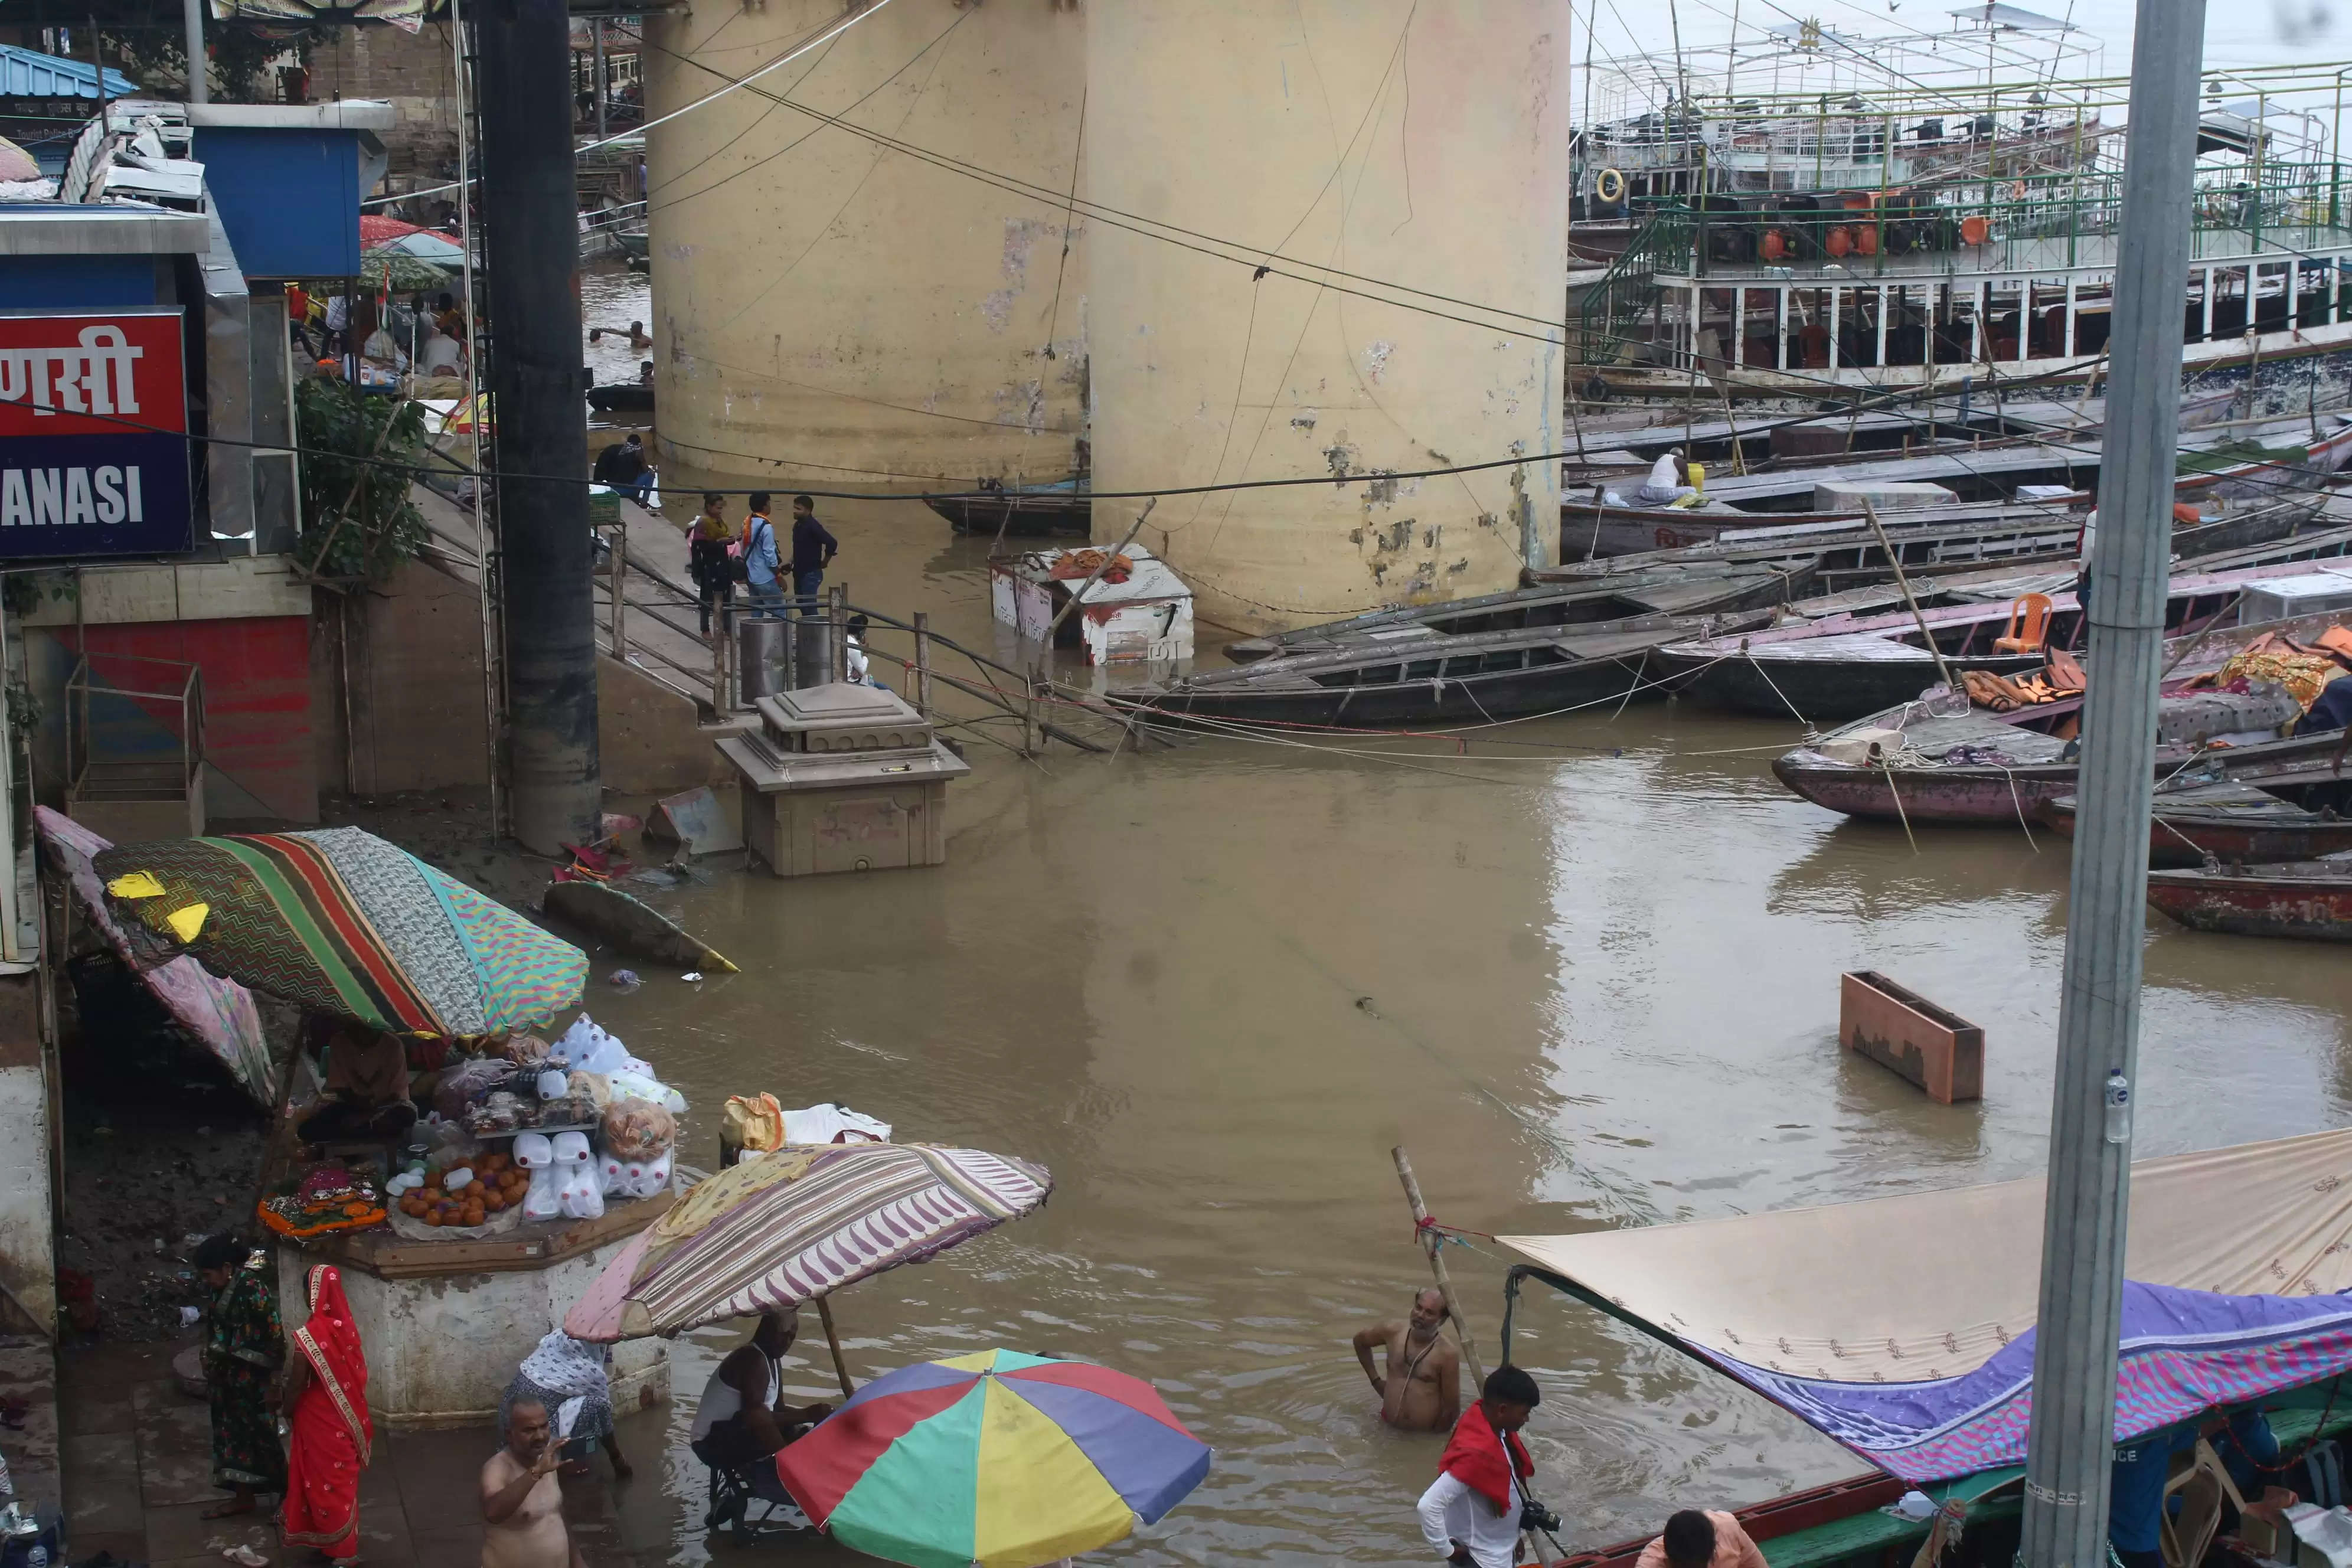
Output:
1417,1364,1544,1568
1635,448,1695,506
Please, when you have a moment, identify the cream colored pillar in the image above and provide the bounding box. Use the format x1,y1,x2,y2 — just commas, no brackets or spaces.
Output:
642,0,1086,486
1085,2,1569,631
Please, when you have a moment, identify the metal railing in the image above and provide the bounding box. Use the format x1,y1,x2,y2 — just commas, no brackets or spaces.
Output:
63,652,205,812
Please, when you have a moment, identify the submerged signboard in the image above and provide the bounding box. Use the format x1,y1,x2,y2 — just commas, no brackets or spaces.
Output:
0,311,192,557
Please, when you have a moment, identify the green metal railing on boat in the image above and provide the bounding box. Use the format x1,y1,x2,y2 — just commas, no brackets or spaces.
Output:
1574,204,1696,374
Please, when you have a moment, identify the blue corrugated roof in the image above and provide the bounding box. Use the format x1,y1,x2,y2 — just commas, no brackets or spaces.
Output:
0,45,139,101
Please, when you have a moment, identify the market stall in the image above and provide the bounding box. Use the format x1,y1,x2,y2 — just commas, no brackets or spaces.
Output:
81,827,691,1426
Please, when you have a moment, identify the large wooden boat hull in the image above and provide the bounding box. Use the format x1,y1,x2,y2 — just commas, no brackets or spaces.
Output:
926,491,1091,537
2145,859,2352,940
2039,785,2352,865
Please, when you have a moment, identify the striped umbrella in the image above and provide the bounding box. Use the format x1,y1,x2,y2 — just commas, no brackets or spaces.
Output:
777,1350,1210,1568
92,827,586,1035
563,1143,1052,1342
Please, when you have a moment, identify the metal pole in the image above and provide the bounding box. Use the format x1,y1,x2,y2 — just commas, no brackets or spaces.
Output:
592,19,607,143
478,0,601,854
827,584,848,684
608,519,625,659
912,610,933,713
1391,1147,1487,1390
452,0,504,844
86,11,108,128
2017,0,2204,1557
182,0,205,103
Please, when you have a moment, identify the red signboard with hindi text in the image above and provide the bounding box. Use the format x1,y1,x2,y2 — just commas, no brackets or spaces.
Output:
0,309,192,557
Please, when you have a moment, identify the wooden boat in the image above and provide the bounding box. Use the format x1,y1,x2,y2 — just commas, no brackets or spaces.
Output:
1501,1129,2352,1568
613,228,649,261
1658,559,2335,723
1221,563,1811,664
1564,416,2352,558
1769,629,2352,828
1118,610,1773,729
2039,778,2352,865
2145,852,2352,940
926,477,1090,537
587,383,654,416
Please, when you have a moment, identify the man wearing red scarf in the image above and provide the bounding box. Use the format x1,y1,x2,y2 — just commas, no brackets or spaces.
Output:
1417,1365,1543,1568
280,1265,373,1562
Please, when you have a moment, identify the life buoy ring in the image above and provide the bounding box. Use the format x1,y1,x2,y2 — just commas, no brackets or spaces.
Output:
1596,167,1627,204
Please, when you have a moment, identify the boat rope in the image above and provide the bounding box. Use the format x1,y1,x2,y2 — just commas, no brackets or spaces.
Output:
1877,751,1922,856
1742,649,1816,730
2001,767,2041,852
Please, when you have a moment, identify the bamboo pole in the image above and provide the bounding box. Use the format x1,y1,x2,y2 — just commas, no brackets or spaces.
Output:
814,1295,856,1399
1860,498,1961,700
913,610,933,714
1391,1146,1485,1390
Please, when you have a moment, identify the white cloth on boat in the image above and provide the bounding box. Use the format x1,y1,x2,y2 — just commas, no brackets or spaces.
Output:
778,1103,891,1145
1417,1468,1523,1568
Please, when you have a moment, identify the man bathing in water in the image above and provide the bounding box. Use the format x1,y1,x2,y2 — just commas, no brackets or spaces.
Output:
1354,1288,1462,1430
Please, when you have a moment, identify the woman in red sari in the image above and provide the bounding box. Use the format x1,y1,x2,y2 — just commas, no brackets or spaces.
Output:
279,1264,373,1562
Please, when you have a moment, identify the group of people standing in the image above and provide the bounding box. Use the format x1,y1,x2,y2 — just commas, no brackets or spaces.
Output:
197,1231,620,1567
1360,1288,1771,1568
686,491,839,637
196,1237,373,1563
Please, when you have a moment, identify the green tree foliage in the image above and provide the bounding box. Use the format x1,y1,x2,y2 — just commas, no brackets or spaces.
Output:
295,379,428,584
71,0,313,102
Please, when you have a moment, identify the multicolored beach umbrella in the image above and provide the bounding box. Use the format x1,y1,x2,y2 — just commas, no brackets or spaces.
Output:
776,1350,1211,1568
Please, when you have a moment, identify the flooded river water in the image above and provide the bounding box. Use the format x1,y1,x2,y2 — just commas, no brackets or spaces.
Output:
583,501,2350,1566
571,270,2350,1563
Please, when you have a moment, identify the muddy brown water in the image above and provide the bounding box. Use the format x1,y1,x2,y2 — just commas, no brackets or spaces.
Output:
570,482,2350,1565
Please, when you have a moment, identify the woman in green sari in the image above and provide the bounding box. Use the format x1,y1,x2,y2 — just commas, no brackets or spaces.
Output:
196,1233,285,1518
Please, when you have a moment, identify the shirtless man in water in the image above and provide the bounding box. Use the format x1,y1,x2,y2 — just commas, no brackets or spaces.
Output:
481,1399,583,1568
1353,1288,1462,1430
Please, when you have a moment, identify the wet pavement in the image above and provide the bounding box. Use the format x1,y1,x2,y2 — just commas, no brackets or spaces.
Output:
501,480,2352,1566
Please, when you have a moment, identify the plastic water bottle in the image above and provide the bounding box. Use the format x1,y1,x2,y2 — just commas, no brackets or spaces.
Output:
2103,1070,2132,1145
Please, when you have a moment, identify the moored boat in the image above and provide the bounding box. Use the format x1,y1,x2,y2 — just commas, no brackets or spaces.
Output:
1118,611,1772,729
2040,778,2352,865
1660,558,2346,723
1221,563,1810,664
1498,1129,2352,1568
2145,852,2352,940
927,476,1091,537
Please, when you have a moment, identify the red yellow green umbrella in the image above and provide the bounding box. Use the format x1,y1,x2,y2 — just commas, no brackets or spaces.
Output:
776,1349,1210,1568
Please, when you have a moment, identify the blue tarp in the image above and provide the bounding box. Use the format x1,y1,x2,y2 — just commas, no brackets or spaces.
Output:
0,45,138,101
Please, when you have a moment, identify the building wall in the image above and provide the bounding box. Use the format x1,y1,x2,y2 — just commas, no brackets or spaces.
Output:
641,0,1087,486
0,971,54,1334
25,554,322,827
1084,2,1570,631
303,23,458,177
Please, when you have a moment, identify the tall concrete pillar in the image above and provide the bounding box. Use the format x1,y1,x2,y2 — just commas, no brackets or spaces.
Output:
479,0,601,854
1086,3,1569,632
641,0,1086,486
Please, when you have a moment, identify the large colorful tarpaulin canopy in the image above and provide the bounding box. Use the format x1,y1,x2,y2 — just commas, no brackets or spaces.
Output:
776,1349,1209,1568
1502,1129,2352,1481
91,827,586,1037
564,1142,1052,1342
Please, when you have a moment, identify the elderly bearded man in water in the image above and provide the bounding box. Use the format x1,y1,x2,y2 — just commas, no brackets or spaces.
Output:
481,1399,582,1568
1354,1288,1462,1431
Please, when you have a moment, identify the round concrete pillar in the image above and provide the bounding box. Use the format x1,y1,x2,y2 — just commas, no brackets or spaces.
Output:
641,0,1087,487
1084,2,1570,631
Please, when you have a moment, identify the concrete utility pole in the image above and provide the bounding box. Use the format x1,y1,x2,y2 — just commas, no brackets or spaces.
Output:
477,0,602,854
2017,0,2205,1560
182,0,206,103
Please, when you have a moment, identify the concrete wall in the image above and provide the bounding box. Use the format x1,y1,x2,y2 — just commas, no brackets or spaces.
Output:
0,971,55,1334
276,1241,666,1429
318,560,495,799
641,0,1087,486
1084,2,1570,631
303,23,460,177
598,655,731,796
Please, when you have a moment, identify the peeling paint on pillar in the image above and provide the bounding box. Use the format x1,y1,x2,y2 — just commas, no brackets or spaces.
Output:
1086,1,1570,631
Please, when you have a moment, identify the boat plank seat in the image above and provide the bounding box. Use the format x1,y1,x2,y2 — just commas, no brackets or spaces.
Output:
1992,593,2054,654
